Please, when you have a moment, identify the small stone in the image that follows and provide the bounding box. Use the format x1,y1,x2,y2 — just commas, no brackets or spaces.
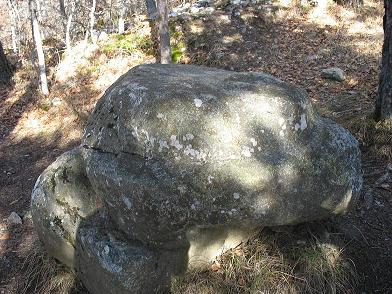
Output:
215,52,225,59
203,7,215,14
321,67,345,82
317,48,331,56
190,6,201,13
306,54,319,62
22,210,32,220
7,212,22,225
51,97,63,107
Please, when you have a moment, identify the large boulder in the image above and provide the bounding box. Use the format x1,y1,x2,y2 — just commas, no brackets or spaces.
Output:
32,64,362,293
31,148,100,268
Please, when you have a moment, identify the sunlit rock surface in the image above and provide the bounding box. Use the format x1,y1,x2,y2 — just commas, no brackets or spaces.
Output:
31,148,100,268
32,64,362,294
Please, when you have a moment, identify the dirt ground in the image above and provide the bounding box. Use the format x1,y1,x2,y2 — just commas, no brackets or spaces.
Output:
1,1,391,293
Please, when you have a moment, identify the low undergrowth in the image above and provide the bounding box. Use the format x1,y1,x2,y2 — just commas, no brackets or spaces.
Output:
21,225,357,294
102,32,154,57
347,116,392,160
19,241,78,294
172,227,357,294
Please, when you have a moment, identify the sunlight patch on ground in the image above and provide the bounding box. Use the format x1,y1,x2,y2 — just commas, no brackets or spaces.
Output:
190,24,204,34
347,22,383,36
94,56,135,91
350,39,382,57
55,43,100,83
9,106,82,147
222,33,243,44
308,0,338,27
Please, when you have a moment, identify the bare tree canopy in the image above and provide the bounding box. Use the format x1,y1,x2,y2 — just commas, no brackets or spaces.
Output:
29,0,49,95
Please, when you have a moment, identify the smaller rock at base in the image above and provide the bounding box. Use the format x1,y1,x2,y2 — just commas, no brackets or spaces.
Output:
22,210,32,221
7,212,22,225
306,54,319,62
321,67,345,82
50,97,63,107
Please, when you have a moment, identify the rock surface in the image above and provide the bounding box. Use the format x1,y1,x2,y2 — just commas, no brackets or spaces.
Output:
7,212,22,225
75,211,180,294
321,67,345,81
31,148,100,268
83,64,362,246
32,64,362,293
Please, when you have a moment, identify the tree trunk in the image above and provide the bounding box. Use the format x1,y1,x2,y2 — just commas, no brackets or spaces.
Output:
7,0,19,54
118,0,125,34
376,0,392,121
29,0,49,95
118,16,125,34
145,0,158,20
35,0,42,21
156,0,171,64
9,12,18,54
66,2,75,50
89,0,97,43
0,42,12,84
145,0,159,59
59,0,67,46
59,0,66,17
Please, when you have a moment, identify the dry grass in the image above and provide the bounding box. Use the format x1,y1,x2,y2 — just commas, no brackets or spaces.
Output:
172,230,357,294
18,229,357,294
19,241,77,294
294,241,357,293
346,116,392,160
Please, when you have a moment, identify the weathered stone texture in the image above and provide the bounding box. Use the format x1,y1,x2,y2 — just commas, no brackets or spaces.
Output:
32,64,362,293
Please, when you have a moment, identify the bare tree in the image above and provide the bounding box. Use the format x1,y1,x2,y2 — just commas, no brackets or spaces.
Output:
59,0,66,17
7,0,20,54
117,0,125,34
29,0,49,95
376,0,392,121
65,1,76,49
89,0,97,43
156,0,171,63
145,0,171,63
35,0,42,21
145,0,158,19
145,0,159,57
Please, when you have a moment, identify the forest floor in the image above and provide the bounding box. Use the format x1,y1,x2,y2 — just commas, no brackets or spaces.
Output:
1,0,391,293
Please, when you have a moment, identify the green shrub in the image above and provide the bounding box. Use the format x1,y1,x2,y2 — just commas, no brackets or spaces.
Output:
102,33,154,56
